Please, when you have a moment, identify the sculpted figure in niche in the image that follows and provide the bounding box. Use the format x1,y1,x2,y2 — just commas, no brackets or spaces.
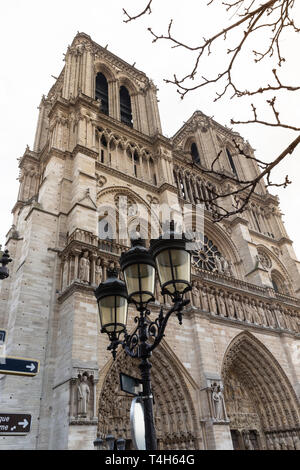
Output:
266,435,275,450
95,258,103,285
220,255,231,276
234,294,245,321
250,299,260,324
208,286,218,314
214,254,223,273
226,293,235,319
77,373,90,416
199,283,209,311
217,290,227,317
265,304,276,328
243,298,253,323
293,433,300,450
273,304,287,329
79,251,90,283
191,280,200,308
257,301,267,326
243,431,254,450
210,382,226,421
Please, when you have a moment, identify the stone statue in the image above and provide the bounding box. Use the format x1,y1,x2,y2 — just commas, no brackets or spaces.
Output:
77,373,90,416
220,255,230,276
226,293,235,319
199,283,209,311
208,287,218,314
214,254,223,273
243,431,254,450
293,434,300,450
243,298,253,323
95,258,103,285
191,280,200,308
265,304,276,328
79,251,90,283
210,382,226,421
217,290,227,317
234,294,245,321
250,299,260,324
257,301,267,326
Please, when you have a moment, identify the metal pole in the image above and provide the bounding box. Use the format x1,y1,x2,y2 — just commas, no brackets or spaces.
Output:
139,357,157,450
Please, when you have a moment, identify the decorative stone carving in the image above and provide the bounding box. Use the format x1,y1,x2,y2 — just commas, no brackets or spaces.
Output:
257,249,272,270
79,251,90,283
95,258,103,285
77,373,90,416
97,349,199,449
207,380,228,423
190,280,200,308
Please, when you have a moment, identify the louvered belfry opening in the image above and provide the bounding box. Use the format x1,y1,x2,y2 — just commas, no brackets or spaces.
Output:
95,73,109,115
120,86,133,127
226,147,237,175
191,143,200,164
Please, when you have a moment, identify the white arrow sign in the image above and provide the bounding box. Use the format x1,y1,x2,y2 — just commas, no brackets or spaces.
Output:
18,419,29,429
26,363,35,372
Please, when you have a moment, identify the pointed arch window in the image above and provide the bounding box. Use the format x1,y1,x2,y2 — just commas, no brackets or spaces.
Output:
120,86,133,127
95,73,109,115
191,143,200,164
226,147,237,175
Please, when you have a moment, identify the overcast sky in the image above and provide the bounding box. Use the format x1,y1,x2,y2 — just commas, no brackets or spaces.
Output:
0,0,299,259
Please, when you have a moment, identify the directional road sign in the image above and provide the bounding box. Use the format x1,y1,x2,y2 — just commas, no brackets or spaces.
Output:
0,330,6,343
0,413,31,435
0,356,39,377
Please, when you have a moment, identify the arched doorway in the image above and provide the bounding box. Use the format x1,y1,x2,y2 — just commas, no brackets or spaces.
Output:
97,344,201,450
222,332,300,450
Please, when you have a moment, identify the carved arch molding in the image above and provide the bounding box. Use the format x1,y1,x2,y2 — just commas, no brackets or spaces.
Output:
222,332,300,450
97,346,201,450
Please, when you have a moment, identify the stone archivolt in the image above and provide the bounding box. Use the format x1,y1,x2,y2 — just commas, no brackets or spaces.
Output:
222,332,300,450
97,345,200,450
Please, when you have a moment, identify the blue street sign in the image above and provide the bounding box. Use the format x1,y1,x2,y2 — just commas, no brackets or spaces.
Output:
0,356,39,377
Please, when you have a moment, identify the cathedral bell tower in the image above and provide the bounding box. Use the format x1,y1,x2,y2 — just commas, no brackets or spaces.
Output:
1,32,299,451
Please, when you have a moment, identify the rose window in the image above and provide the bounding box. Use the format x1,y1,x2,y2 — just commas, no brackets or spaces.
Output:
192,235,221,272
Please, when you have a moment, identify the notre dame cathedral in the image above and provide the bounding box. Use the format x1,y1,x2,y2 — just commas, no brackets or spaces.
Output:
0,32,299,450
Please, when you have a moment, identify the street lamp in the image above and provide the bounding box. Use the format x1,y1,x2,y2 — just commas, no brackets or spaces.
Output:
93,436,104,450
95,267,128,359
94,221,192,450
0,249,12,280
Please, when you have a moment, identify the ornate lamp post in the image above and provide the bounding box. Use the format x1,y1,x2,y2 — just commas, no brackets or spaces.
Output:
0,249,12,280
94,221,192,450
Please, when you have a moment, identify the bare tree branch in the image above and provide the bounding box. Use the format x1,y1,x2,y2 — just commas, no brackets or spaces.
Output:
122,0,300,220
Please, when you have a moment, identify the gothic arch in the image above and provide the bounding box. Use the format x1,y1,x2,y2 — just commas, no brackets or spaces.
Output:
256,244,293,294
221,332,300,448
97,342,201,450
118,75,139,95
94,61,115,82
97,186,161,241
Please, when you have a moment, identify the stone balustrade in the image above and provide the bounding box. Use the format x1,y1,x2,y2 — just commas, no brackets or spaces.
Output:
59,229,300,335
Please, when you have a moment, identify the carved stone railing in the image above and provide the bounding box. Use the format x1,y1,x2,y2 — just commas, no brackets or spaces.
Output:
59,229,300,335
68,228,98,247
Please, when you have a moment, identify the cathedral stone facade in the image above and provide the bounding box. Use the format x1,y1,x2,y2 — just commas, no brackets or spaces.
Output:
0,32,299,450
